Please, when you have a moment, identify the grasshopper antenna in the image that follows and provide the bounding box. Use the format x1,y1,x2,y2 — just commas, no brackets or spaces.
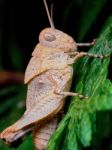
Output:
43,0,55,29
51,4,53,23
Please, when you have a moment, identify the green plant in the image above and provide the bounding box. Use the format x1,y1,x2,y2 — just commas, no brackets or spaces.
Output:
47,16,112,150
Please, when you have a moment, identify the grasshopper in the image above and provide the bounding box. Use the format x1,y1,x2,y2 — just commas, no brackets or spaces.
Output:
0,0,110,149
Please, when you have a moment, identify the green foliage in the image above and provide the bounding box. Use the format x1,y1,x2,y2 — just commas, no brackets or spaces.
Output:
47,16,112,150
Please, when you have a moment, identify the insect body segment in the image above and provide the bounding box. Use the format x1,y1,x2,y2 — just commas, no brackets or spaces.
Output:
25,28,76,84
33,117,58,150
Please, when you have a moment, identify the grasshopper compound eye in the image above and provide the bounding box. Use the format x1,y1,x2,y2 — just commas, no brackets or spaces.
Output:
44,32,56,42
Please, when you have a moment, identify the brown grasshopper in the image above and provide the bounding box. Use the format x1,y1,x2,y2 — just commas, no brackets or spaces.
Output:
0,0,110,149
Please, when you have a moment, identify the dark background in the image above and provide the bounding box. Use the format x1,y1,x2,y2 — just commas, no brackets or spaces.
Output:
0,0,112,71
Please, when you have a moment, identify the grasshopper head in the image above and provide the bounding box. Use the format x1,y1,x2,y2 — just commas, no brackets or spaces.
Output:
39,28,77,52
41,1,77,52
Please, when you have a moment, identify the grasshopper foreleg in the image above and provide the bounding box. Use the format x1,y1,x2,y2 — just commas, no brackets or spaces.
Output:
76,39,95,47
67,51,110,64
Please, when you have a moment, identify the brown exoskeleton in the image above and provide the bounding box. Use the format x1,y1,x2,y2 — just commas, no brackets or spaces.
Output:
0,0,110,149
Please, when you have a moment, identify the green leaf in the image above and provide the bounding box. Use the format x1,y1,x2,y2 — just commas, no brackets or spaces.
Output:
47,115,70,150
77,111,92,147
87,80,112,112
16,135,34,150
47,16,112,150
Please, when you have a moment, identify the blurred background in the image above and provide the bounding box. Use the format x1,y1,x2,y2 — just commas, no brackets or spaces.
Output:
0,0,112,150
